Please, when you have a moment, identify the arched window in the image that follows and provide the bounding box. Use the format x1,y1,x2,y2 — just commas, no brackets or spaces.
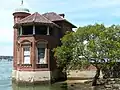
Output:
23,45,30,64
21,40,31,64
36,41,47,64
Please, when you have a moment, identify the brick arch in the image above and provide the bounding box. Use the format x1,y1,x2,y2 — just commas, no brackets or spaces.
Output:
20,40,31,45
20,40,31,43
36,39,48,44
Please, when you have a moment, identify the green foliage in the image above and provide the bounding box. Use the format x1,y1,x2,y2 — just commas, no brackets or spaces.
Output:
54,32,74,71
54,24,120,71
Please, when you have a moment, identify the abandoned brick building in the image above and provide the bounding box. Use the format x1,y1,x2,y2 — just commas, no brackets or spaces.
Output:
12,0,76,83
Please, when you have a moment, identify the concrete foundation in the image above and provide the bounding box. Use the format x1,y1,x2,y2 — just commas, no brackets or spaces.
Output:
12,69,66,84
12,70,51,84
67,70,103,79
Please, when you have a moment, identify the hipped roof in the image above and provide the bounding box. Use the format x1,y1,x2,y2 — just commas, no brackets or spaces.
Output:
15,12,59,27
43,12,77,28
14,12,76,28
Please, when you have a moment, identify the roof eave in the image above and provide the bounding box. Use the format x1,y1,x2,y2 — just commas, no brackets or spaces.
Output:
52,20,77,28
13,22,60,28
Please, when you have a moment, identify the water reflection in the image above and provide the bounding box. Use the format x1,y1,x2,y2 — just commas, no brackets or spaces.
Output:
12,83,68,90
0,60,103,90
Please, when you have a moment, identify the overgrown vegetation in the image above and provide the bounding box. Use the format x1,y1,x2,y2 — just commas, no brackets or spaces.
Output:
54,24,120,86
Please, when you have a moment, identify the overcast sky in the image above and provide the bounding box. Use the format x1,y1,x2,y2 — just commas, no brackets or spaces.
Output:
1,0,120,56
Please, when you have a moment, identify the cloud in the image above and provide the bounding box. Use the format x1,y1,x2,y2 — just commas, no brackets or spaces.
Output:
0,10,13,43
0,0,31,55
0,44,13,56
28,0,120,12
111,7,120,17
27,0,120,26
0,0,31,43
0,0,120,55
0,0,20,55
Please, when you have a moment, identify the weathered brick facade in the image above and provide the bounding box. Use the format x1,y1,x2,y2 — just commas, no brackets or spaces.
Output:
12,2,76,84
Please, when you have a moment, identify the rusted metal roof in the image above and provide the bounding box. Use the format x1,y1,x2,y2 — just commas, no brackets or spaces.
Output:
14,12,60,28
14,12,76,28
42,12,64,21
18,12,54,24
43,12,77,28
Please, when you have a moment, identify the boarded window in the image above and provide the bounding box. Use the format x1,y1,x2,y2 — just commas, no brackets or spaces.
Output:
23,45,30,64
37,43,46,64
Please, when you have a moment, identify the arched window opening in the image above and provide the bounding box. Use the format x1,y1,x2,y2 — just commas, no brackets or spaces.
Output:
23,44,31,64
37,42,47,64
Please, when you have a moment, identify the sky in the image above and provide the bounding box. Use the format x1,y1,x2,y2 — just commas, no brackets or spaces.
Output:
1,0,120,56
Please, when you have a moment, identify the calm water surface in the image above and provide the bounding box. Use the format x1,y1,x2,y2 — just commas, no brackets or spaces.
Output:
0,60,68,90
0,60,102,90
0,60,12,90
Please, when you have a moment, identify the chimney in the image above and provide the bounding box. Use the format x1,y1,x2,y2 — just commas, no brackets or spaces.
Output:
59,14,65,18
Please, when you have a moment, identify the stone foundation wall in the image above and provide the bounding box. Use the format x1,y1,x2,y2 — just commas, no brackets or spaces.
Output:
67,70,103,79
12,70,51,84
12,69,66,84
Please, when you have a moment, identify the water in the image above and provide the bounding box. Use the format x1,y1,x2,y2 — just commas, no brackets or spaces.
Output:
0,60,103,90
12,83,68,90
0,60,68,90
0,60,12,90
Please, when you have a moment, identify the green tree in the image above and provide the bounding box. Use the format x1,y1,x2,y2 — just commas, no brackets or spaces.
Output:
54,32,74,71
54,24,120,86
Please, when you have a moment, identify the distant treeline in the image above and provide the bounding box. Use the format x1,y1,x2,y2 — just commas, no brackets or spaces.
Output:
0,56,13,60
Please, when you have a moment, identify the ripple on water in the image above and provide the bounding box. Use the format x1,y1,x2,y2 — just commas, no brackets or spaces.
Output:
0,60,12,90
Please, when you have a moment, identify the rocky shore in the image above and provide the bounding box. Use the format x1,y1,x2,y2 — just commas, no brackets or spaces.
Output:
61,78,120,90
99,78,120,90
